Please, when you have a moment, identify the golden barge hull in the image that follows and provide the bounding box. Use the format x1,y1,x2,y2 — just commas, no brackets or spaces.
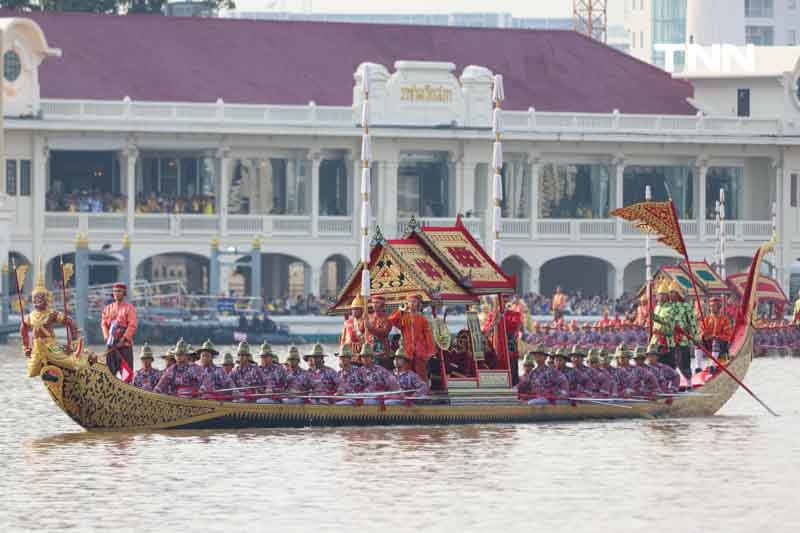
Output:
38,331,751,432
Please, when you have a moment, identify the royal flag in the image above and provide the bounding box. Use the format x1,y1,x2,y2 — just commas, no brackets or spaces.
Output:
610,200,687,257
120,357,133,384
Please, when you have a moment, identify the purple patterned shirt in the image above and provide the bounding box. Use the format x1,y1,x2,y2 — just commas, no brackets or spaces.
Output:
306,366,340,395
531,365,568,398
630,366,661,396
587,367,614,396
154,362,204,395
199,364,235,393
566,365,595,396
362,364,400,393
646,362,680,392
396,370,429,396
337,366,367,394
229,363,265,389
259,363,288,392
133,367,161,392
285,367,307,393
517,371,535,395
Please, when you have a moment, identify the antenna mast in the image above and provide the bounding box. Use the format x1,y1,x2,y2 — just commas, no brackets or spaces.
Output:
572,0,608,43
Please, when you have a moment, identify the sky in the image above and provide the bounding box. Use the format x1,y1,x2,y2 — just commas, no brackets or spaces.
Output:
233,0,626,25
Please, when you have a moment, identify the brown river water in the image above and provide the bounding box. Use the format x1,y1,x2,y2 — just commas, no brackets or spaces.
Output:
1,344,799,533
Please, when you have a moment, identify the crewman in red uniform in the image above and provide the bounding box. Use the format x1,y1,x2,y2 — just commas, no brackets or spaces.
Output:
389,294,435,381
700,296,733,359
101,282,138,378
340,294,368,363
366,294,393,369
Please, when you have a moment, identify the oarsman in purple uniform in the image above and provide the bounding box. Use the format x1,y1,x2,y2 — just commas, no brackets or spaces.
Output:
527,347,569,405
154,339,204,397
221,353,235,375
161,349,176,371
257,341,287,395
229,341,265,401
359,343,400,398
645,343,680,393
631,346,661,397
392,345,429,397
526,344,552,403
566,345,594,397
196,339,234,399
612,344,637,397
304,343,340,403
283,346,308,404
517,352,537,397
586,348,614,397
133,342,161,392
335,345,367,405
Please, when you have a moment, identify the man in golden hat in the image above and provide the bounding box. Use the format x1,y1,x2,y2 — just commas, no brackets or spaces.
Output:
22,263,85,378
101,282,138,379
133,342,161,392
650,280,675,367
366,294,393,368
389,293,435,381
340,294,368,359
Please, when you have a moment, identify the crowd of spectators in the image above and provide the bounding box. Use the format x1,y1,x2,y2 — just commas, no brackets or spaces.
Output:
136,193,216,214
519,291,634,317
46,190,127,213
263,294,323,315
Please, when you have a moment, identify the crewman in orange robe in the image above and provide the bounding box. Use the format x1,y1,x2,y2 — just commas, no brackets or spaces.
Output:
340,294,368,363
101,282,138,378
551,286,567,319
389,294,435,381
635,294,650,327
700,296,732,358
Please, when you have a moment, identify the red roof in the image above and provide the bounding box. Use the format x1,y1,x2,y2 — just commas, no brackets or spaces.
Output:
4,10,695,114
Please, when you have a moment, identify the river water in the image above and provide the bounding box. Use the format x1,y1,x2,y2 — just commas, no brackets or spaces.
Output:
1,344,799,533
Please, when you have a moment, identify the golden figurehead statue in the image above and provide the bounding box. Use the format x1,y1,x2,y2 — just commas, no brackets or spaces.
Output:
21,259,87,378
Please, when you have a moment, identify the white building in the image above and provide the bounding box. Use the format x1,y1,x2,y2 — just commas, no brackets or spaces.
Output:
626,0,800,70
0,12,797,304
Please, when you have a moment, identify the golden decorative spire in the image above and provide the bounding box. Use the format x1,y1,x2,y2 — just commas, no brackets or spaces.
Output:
74,232,89,248
122,232,131,248
251,236,262,249
210,236,220,248
32,257,48,296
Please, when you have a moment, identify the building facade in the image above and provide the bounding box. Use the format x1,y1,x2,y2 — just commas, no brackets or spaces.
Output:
626,0,800,70
0,13,797,304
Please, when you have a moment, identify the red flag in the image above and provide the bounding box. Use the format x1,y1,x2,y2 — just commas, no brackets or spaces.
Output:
120,357,133,383
610,201,687,257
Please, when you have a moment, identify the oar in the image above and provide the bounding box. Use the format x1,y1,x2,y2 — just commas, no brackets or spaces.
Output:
567,397,633,409
676,325,779,417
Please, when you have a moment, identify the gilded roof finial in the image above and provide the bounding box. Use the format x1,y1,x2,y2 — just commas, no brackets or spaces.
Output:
210,236,220,248
370,225,386,247
122,232,131,248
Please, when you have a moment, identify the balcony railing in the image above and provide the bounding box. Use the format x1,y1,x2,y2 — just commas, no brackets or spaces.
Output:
44,213,125,233
318,216,353,236
395,217,483,241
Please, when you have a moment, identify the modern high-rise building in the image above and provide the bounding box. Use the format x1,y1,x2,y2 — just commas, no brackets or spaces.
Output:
625,0,800,70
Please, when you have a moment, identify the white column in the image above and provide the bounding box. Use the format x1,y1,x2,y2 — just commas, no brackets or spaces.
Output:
614,267,624,300
124,144,137,236
352,157,360,240
32,136,48,267
310,264,321,298
530,262,541,294
454,157,464,215
529,156,541,239
697,160,708,240
217,147,230,236
613,156,625,239
462,160,477,216
311,152,321,237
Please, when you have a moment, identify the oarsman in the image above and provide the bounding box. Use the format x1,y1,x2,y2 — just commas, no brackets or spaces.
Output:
101,282,138,378
304,343,340,402
196,339,234,399
631,346,661,397
366,294,393,369
566,345,594,397
187,344,200,363
341,294,368,361
221,352,235,375
388,294,435,381
229,341,265,400
161,349,176,370
392,345,429,397
133,342,161,392
283,346,308,404
257,341,287,394
586,349,614,397
645,343,680,393
700,296,732,361
534,347,569,404
336,344,366,396
612,344,636,397
517,352,537,396
154,339,204,397
359,343,400,398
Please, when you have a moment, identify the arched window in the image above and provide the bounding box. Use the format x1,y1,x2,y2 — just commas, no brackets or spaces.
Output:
3,50,21,82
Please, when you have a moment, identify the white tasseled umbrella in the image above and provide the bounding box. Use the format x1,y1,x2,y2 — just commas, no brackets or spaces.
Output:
360,65,372,298
491,74,505,263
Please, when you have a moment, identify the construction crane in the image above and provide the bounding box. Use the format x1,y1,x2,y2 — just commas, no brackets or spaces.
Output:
572,0,608,43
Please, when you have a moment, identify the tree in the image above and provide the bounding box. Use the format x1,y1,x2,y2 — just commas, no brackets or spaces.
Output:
0,0,236,14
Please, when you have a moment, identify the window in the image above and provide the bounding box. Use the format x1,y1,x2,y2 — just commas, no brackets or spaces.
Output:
3,50,21,82
20,160,31,196
640,30,644,49
651,0,687,70
500,157,531,219
706,167,743,219
319,158,349,216
791,173,798,207
474,163,489,218
138,154,218,214
539,163,610,219
397,152,452,219
737,88,751,117
5,160,17,195
745,0,774,17
789,29,797,44
228,157,308,215
623,165,694,219
746,25,775,44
